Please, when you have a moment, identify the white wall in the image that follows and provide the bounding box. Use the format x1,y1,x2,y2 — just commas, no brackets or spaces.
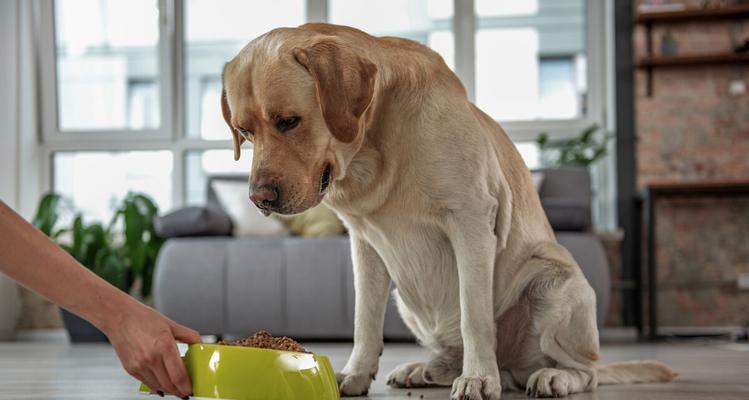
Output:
0,0,20,340
0,0,42,218
0,0,20,209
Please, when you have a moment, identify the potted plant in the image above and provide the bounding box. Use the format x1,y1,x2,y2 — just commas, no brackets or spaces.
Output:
535,124,611,168
661,29,678,56
32,192,164,342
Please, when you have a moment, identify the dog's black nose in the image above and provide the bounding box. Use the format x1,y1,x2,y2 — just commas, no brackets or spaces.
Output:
250,182,279,209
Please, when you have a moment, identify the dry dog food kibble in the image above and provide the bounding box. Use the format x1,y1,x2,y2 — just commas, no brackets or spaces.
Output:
218,330,308,353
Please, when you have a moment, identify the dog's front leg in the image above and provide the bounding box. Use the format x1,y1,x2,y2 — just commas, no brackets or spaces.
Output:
337,235,391,396
446,212,502,400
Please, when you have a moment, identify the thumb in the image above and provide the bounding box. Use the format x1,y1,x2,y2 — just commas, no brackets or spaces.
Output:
170,321,202,344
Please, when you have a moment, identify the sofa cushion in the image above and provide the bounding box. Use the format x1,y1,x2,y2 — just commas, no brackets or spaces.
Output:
225,238,286,335
154,206,232,238
542,198,591,231
535,167,592,232
153,239,228,334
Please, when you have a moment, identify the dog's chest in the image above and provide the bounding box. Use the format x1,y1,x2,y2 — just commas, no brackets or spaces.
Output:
350,215,461,314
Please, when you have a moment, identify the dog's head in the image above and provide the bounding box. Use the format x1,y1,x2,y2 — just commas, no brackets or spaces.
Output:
221,28,378,215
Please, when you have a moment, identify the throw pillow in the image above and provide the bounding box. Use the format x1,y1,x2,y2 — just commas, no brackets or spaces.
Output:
274,203,346,237
210,180,288,237
154,206,232,238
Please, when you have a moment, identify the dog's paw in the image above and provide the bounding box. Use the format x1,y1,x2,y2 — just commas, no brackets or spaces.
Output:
450,376,502,400
386,362,431,388
336,371,374,396
424,352,462,385
450,374,502,400
525,368,569,398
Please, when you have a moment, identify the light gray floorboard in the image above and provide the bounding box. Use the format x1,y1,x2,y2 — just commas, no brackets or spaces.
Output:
0,341,747,399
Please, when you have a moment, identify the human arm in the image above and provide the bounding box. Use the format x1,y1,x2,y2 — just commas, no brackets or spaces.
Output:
0,200,200,398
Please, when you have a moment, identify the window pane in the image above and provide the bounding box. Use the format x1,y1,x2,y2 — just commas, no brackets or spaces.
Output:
329,0,454,70
54,0,161,131
184,0,306,140
475,0,586,122
53,151,172,222
476,0,539,17
185,150,251,205
515,142,540,169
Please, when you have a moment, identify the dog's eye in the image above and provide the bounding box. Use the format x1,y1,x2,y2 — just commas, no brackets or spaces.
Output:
236,127,253,139
276,116,300,133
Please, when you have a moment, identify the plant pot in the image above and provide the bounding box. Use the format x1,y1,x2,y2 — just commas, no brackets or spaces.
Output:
0,275,19,340
60,309,108,343
661,41,677,55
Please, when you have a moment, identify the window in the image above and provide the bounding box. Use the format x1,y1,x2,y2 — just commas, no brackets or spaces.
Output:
329,0,454,69
515,143,540,170
53,0,161,131
474,0,587,122
538,56,584,120
185,150,250,206
53,151,173,223
40,0,607,225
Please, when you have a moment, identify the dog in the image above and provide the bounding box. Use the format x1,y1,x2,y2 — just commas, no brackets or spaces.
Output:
220,23,676,399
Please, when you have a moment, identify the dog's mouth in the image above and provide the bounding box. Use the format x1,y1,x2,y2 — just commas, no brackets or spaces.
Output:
319,163,332,195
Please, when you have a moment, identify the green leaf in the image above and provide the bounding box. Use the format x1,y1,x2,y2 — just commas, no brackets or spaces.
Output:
579,124,598,143
32,193,63,237
94,248,128,290
535,124,610,167
69,214,85,263
536,132,549,147
38,191,163,298
114,192,162,298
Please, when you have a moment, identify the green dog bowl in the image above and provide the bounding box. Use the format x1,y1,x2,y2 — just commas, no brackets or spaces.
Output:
139,343,339,400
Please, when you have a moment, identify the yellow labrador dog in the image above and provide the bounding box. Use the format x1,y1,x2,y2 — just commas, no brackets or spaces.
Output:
221,23,675,399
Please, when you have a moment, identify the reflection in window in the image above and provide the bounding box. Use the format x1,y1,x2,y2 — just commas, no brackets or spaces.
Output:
53,151,173,222
539,57,581,120
127,80,159,129
475,0,586,122
55,0,161,131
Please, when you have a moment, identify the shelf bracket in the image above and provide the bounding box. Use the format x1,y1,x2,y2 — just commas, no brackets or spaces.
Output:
646,21,654,97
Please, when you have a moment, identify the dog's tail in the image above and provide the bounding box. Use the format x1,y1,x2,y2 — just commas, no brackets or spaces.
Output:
596,360,677,385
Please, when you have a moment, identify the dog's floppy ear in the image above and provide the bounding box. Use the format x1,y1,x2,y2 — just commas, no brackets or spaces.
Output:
293,40,377,143
221,88,244,161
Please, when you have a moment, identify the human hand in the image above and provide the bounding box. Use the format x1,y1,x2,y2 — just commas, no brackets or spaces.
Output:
102,301,201,398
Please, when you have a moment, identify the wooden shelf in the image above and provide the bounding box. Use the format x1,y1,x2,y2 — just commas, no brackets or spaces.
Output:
635,4,749,24
637,52,749,68
634,4,749,96
645,179,749,192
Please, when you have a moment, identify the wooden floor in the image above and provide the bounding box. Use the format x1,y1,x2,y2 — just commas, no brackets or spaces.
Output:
0,339,747,399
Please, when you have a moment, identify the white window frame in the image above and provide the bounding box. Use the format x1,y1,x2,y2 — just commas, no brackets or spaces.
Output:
456,0,607,142
38,0,175,143
38,0,609,215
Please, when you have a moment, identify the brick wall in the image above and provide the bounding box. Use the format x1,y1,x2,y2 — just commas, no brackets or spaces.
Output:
634,0,749,327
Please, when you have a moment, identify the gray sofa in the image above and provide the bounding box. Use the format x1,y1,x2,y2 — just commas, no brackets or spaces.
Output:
153,167,610,340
